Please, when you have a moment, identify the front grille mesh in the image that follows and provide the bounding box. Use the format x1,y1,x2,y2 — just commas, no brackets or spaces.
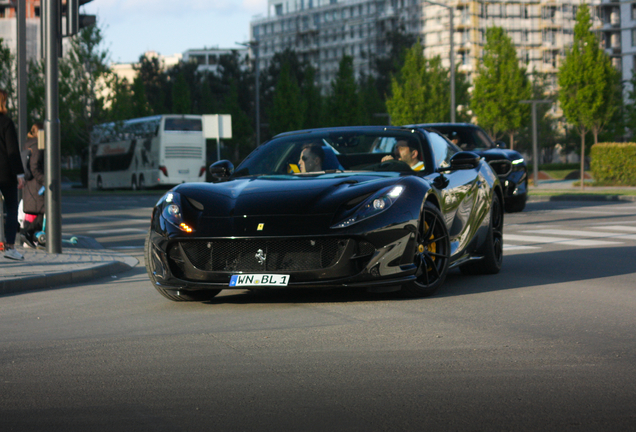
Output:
488,160,512,177
178,238,350,272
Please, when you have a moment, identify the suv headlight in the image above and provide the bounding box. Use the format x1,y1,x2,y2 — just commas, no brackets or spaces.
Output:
332,185,404,229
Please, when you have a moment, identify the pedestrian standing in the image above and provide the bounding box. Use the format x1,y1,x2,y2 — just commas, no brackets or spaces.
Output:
0,88,26,260
21,123,45,248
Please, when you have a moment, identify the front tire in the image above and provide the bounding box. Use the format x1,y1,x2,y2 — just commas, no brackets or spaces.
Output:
144,232,221,302
461,193,504,275
401,202,451,298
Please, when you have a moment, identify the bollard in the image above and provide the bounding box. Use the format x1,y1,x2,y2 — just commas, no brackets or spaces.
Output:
0,191,5,251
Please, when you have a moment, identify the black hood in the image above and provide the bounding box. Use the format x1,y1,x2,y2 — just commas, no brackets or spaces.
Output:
173,173,404,218
474,148,524,162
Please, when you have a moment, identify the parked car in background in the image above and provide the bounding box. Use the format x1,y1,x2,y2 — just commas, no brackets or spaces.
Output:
410,123,528,212
145,126,504,302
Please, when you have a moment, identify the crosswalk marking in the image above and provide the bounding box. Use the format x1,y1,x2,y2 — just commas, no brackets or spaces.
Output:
595,225,636,233
520,228,636,241
86,228,148,235
504,234,621,247
503,245,540,251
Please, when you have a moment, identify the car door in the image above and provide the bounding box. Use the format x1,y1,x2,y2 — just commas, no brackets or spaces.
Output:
424,130,482,257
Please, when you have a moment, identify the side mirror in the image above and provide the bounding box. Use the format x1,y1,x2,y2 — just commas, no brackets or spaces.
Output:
494,140,507,149
209,160,234,182
445,151,481,171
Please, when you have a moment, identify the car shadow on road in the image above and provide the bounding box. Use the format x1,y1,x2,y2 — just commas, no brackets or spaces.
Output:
185,245,636,305
437,245,636,298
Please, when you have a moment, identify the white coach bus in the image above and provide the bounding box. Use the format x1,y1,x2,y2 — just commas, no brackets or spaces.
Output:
89,115,207,190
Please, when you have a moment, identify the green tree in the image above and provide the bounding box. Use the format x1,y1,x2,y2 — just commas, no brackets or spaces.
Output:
61,22,112,155
171,72,191,114
373,24,417,100
358,75,387,125
135,54,167,114
300,66,324,129
326,56,361,126
270,61,304,135
625,74,636,136
386,43,457,125
472,27,531,149
558,4,619,188
0,38,16,115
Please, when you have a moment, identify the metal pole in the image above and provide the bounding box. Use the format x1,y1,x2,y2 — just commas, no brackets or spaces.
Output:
449,5,455,123
44,0,62,254
254,42,261,146
520,100,552,187
531,103,538,186
17,0,27,150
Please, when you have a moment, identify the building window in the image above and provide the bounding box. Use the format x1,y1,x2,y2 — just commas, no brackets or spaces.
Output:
633,29,636,47
275,4,283,16
632,4,636,21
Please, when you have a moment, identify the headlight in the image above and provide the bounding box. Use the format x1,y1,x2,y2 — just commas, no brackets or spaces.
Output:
159,192,194,233
512,158,524,165
332,185,404,229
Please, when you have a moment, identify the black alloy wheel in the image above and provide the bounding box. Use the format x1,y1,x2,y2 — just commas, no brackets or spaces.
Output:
402,202,451,298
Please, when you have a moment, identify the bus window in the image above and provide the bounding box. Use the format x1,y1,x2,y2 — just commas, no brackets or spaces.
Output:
164,118,203,132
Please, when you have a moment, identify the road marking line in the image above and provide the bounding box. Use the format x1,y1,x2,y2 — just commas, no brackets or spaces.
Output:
592,225,636,233
520,229,636,241
503,245,540,251
504,234,621,246
86,228,148,235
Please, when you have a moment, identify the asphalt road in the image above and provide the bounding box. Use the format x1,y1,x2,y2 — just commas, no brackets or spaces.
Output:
1,199,635,431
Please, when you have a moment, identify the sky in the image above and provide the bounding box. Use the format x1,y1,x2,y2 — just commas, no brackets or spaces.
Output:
83,0,269,64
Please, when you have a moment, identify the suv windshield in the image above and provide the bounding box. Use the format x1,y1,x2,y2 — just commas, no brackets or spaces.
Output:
233,131,427,177
430,126,494,151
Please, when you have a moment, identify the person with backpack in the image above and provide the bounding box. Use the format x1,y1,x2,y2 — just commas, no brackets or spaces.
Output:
0,88,25,260
21,123,45,248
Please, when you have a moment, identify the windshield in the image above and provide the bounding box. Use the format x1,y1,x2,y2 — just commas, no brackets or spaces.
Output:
233,130,426,177
430,126,494,151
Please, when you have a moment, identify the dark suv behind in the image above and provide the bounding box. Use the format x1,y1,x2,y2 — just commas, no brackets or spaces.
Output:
413,123,528,212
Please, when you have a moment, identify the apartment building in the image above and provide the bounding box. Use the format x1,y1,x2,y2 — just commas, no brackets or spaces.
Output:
182,47,249,74
250,0,636,95
0,0,41,61
596,0,636,95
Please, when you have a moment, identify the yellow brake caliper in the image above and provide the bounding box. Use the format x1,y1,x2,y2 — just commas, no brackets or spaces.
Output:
418,222,436,271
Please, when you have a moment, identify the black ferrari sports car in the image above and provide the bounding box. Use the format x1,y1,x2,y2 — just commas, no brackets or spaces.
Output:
413,123,528,212
145,126,504,302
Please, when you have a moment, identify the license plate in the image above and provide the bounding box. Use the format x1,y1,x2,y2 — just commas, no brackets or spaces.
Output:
229,274,290,287
178,169,189,174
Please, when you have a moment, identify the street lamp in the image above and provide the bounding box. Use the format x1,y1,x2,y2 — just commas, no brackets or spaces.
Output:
424,0,455,123
237,40,261,146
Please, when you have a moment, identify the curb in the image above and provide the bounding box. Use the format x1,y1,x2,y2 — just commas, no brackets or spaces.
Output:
0,258,138,297
528,194,636,203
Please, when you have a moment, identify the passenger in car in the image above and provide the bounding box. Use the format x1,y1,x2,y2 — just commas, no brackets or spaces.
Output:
381,140,424,171
298,143,324,173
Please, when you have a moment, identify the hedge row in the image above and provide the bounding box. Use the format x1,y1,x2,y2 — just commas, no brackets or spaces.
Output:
590,143,636,186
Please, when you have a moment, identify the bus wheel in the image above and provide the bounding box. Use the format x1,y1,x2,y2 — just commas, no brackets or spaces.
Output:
138,175,145,190
97,176,103,190
131,175,138,191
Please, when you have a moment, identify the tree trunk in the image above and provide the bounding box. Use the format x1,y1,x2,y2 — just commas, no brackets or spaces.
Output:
509,132,515,150
580,129,586,191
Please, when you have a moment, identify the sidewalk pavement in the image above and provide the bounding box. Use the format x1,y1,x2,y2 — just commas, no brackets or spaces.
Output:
2,180,635,297
1,236,139,296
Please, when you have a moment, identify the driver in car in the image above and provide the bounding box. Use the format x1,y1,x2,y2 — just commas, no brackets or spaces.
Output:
298,143,324,173
381,140,424,171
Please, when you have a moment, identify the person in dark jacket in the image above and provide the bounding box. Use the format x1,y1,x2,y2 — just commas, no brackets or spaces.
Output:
0,88,26,260
21,122,45,248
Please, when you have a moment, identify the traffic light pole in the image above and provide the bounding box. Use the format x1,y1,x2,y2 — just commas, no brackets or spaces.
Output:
44,0,62,254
